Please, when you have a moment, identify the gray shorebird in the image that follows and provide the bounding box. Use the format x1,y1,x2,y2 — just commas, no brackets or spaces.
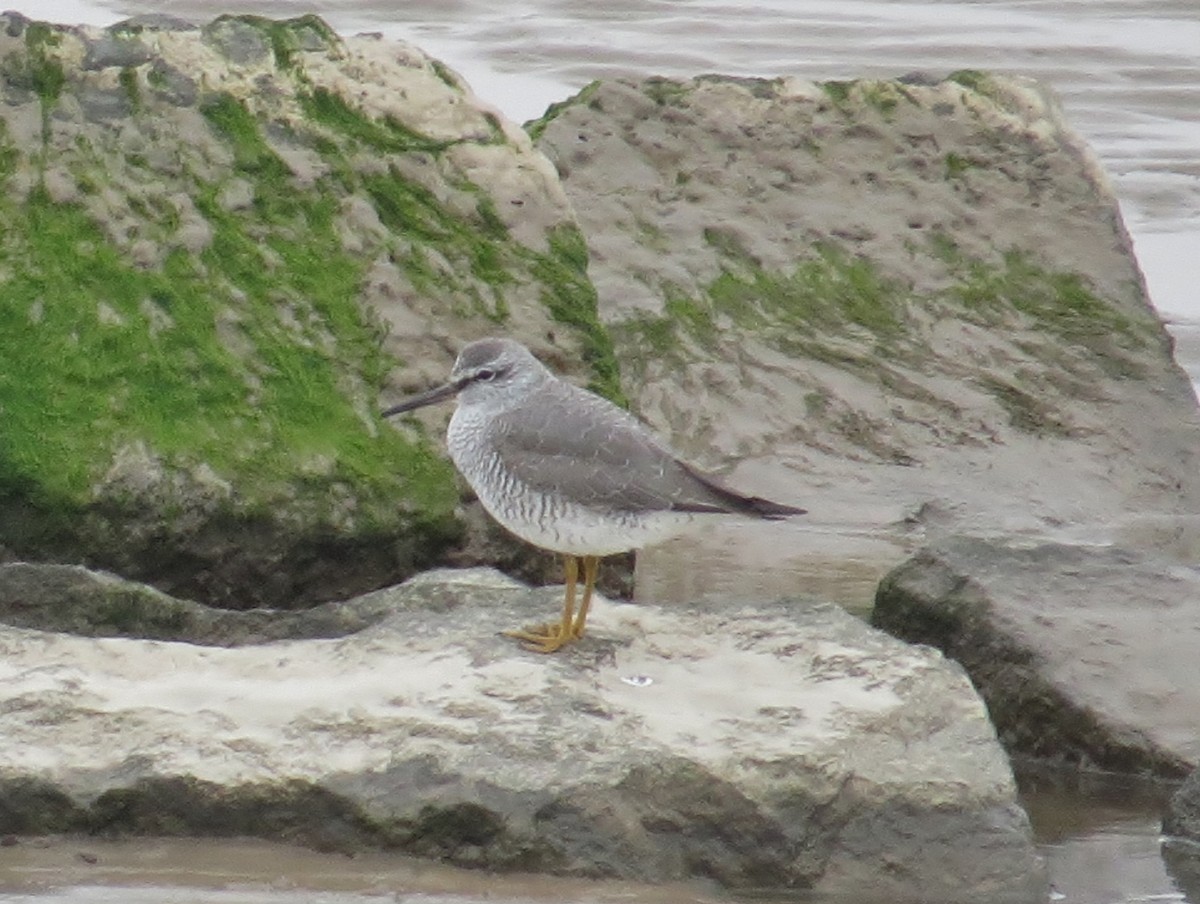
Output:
382,337,805,653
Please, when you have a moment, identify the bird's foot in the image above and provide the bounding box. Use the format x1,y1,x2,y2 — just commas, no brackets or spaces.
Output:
502,622,581,654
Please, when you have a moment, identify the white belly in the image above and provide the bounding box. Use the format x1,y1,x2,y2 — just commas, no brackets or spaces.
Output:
476,490,693,556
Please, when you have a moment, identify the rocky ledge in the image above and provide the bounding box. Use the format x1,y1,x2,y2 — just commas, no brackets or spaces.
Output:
0,566,1044,901
873,536,1200,777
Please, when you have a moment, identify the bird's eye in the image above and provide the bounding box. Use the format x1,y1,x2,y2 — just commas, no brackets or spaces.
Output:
476,368,499,382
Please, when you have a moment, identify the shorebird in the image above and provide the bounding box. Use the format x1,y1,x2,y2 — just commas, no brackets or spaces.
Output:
382,338,805,653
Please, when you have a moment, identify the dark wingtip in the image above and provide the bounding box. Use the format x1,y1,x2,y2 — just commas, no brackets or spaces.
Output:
676,460,806,519
751,500,807,519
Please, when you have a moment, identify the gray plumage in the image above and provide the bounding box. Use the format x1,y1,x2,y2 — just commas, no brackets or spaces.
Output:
383,337,805,557
382,337,805,651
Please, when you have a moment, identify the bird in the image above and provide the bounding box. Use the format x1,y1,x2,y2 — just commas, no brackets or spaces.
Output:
381,337,805,653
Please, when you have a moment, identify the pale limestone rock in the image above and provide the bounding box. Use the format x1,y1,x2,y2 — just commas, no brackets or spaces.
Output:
0,567,1044,900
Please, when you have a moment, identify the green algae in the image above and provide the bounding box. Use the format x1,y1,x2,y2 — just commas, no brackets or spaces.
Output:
206,14,339,71
524,80,600,142
615,227,1150,445
24,22,65,107
722,244,904,343
296,86,620,399
944,151,974,179
118,66,141,112
526,224,625,405
430,59,459,91
201,92,291,180
613,243,908,410
0,121,17,180
0,21,68,145
0,183,457,522
977,375,1074,437
947,70,991,92
819,80,853,107
300,87,452,154
817,78,917,118
932,234,1154,378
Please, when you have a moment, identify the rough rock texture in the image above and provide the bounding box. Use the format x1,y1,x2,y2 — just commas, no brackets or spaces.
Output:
1164,770,1200,898
1165,769,1200,840
0,567,1045,901
0,13,614,608
0,561,401,644
533,75,1200,543
873,536,1200,776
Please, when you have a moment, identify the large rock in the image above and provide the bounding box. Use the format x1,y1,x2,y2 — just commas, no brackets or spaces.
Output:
0,561,400,643
0,567,1045,901
873,536,1199,776
1165,769,1200,840
0,13,616,608
1164,770,1200,898
533,74,1200,548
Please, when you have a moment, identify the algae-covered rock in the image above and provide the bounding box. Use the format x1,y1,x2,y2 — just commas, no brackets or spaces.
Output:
533,74,1200,539
0,13,615,607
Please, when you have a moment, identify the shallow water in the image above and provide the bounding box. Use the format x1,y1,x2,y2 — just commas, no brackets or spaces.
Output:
0,787,1186,904
3,0,1199,901
0,837,724,903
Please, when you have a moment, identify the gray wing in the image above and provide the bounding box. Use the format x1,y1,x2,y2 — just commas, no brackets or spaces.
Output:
488,381,770,515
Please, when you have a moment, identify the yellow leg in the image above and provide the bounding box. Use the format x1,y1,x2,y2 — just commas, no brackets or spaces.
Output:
503,555,583,653
571,555,600,639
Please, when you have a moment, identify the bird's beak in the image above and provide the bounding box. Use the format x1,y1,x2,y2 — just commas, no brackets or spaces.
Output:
381,376,469,418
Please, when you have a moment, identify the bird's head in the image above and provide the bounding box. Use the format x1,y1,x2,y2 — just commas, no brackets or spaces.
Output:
381,338,551,418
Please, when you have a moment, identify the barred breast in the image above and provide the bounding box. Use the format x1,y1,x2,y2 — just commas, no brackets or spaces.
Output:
446,405,690,556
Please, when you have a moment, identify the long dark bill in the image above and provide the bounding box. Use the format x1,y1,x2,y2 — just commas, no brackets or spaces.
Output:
380,377,468,418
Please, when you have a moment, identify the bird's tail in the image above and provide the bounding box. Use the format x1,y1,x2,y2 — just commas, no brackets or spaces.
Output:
742,496,808,519
679,462,807,519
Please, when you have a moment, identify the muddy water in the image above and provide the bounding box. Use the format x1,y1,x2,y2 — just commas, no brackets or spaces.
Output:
0,792,1182,904
0,838,726,904
4,0,1199,901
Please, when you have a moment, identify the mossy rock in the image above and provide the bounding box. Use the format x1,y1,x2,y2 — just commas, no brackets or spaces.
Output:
0,14,616,606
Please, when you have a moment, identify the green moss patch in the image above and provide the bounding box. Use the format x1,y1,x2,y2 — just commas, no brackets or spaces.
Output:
0,180,455,520
616,242,908,366
524,80,600,142
817,78,914,116
296,89,620,400
933,236,1154,378
300,87,454,154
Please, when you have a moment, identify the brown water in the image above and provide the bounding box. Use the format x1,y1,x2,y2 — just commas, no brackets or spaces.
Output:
5,0,1199,901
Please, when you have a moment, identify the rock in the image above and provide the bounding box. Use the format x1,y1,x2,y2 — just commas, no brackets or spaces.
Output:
872,536,1200,776
533,75,1200,546
0,561,403,644
0,567,1045,900
1164,770,1200,899
0,13,615,608
1165,769,1200,840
